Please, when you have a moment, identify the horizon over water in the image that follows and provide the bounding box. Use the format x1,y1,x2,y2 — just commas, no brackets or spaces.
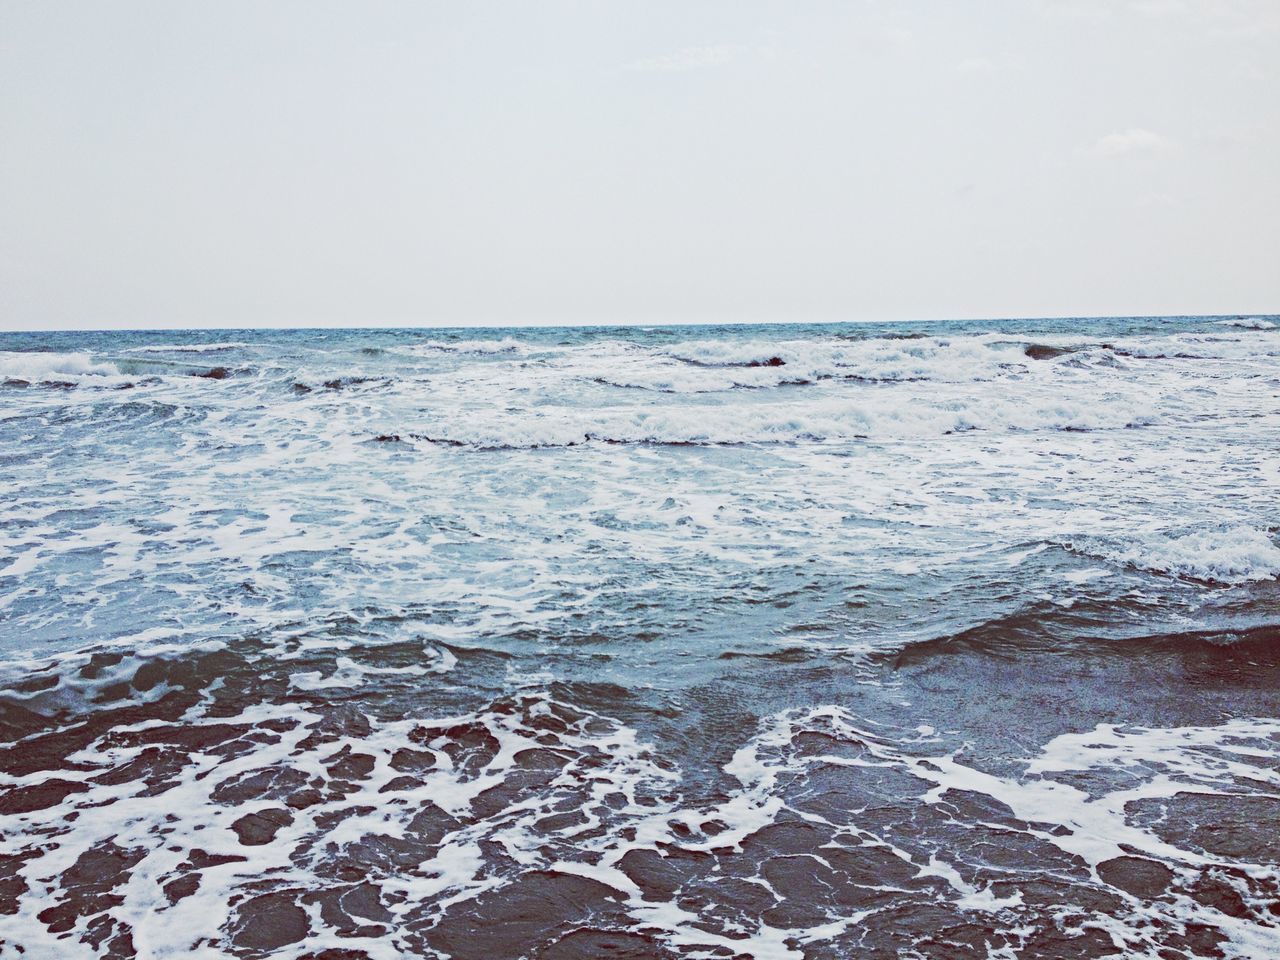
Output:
2,314,1279,959
4,311,1276,335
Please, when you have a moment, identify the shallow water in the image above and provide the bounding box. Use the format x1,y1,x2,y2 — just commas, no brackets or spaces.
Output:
1,316,1278,958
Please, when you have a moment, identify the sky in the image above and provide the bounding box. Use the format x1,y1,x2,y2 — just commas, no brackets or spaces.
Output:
0,0,1276,330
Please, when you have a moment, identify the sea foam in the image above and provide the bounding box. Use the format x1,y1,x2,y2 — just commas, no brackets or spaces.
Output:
0,350,120,382
1086,526,1280,584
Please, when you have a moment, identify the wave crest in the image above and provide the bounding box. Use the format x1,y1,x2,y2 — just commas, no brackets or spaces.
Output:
396,395,1157,448
0,351,120,384
1215,318,1275,330
125,342,250,353
1077,526,1280,584
408,337,525,356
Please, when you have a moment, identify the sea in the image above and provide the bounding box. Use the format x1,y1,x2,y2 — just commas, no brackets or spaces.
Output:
1,315,1278,959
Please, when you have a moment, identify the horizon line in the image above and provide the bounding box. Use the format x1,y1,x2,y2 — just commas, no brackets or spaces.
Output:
1,311,1275,336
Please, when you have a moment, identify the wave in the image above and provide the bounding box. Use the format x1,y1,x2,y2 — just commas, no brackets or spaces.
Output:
590,343,1084,393
589,365,817,393
578,332,1224,394
1216,318,1276,330
125,342,250,353
658,336,1038,385
1074,526,1280,584
886,600,1280,668
385,328,1280,397
0,350,120,384
291,375,388,393
407,337,525,356
1110,331,1280,360
390,395,1157,448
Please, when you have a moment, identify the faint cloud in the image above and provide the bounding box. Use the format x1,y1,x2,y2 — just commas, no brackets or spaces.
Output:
624,45,735,73
1131,0,1188,15
1208,20,1280,40
1084,128,1176,158
1196,123,1264,150
1037,0,1114,22
884,26,915,48
958,57,998,75
1045,0,1278,35
1129,0,1280,37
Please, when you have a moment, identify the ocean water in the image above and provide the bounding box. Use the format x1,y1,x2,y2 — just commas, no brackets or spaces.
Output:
1,315,1279,959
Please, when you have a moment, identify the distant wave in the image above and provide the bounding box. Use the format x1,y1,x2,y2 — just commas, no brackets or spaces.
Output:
1215,318,1275,330
576,335,1107,394
1111,330,1280,360
388,395,1158,449
659,336,1035,384
406,337,525,356
126,342,250,353
580,328,1279,395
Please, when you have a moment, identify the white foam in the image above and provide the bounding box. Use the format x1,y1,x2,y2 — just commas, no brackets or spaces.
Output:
1111,330,1280,359
656,335,1039,385
0,351,119,382
404,392,1158,448
710,706,1280,957
290,650,453,690
0,689,681,957
1062,566,1112,585
1086,526,1280,584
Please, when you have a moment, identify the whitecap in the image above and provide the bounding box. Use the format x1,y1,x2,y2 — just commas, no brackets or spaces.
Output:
1215,318,1275,330
406,337,525,356
125,342,251,353
1078,526,1280,584
0,350,119,382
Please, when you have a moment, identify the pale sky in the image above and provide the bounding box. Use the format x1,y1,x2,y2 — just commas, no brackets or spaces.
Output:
1,0,1276,330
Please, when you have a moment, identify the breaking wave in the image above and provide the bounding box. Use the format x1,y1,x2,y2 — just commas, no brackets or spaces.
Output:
395,395,1158,448
1216,318,1276,330
125,342,251,353
0,350,120,384
1073,526,1280,584
406,337,526,356
658,335,1044,384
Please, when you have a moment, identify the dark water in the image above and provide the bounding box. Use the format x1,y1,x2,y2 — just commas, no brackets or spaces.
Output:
1,316,1278,959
